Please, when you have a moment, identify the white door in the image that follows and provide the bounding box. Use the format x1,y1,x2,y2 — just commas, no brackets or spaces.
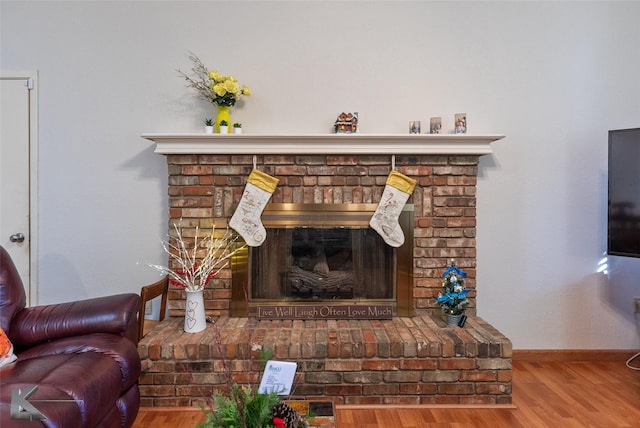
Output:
1,74,36,304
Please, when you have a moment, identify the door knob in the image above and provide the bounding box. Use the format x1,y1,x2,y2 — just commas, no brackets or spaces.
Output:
10,233,25,243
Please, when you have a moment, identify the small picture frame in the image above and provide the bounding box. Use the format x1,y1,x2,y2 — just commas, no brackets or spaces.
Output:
455,113,467,134
409,121,421,134
430,117,442,134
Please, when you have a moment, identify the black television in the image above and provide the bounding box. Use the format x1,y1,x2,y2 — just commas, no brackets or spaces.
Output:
608,128,640,257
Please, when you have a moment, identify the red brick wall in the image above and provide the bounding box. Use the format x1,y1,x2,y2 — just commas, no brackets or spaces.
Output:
166,154,479,317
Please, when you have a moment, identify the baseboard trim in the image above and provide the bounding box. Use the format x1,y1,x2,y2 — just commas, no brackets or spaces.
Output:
336,403,517,410
513,349,636,362
140,403,519,411
138,406,201,412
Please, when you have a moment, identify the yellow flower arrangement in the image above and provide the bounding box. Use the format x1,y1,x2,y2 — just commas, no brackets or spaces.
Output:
178,52,250,107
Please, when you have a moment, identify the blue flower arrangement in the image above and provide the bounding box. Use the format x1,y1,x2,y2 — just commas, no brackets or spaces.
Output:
436,259,470,315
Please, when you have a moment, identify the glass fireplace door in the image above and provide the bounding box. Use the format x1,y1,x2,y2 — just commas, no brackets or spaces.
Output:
231,203,413,317
251,227,394,301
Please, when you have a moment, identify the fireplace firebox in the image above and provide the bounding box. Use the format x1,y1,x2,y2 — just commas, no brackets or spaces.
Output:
231,203,414,317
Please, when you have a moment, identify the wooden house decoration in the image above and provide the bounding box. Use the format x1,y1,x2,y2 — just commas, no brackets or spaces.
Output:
334,112,358,134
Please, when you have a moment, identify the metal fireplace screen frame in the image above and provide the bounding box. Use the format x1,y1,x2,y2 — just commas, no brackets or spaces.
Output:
231,203,414,317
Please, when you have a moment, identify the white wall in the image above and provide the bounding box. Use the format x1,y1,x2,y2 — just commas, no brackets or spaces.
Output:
2,1,639,349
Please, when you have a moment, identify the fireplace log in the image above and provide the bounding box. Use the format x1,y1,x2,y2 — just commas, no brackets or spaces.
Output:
289,266,354,299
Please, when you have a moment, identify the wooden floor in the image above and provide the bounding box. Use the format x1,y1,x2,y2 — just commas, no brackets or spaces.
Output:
133,358,640,427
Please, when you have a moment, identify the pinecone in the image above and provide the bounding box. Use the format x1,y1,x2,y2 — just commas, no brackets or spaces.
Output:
272,401,299,428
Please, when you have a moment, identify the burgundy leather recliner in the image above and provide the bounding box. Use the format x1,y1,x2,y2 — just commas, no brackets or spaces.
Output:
0,246,142,427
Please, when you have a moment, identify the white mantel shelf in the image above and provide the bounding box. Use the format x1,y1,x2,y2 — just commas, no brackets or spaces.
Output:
142,133,505,155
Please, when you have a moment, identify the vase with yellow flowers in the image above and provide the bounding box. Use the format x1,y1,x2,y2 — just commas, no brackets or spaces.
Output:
178,52,250,133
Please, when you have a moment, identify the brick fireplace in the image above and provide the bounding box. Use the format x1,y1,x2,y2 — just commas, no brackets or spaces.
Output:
154,134,502,318
139,134,512,406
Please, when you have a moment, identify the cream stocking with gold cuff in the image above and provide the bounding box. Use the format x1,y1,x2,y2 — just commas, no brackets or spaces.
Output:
230,169,279,247
369,170,417,247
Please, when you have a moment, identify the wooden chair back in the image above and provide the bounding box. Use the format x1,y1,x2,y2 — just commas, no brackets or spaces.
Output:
138,276,168,341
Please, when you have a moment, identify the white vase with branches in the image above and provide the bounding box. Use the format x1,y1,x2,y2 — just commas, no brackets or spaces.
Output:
148,223,245,333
